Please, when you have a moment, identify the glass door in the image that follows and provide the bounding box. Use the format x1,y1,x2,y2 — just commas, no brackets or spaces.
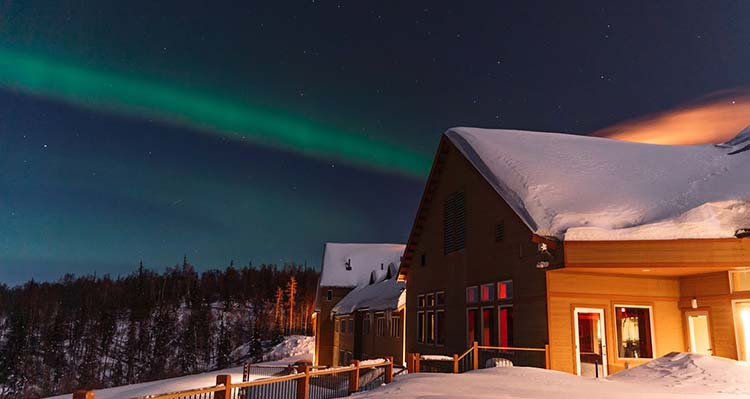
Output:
686,311,712,355
574,307,608,377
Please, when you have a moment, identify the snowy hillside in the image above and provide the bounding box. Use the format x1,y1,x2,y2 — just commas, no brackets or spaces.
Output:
354,353,750,399
446,127,750,240
45,336,314,399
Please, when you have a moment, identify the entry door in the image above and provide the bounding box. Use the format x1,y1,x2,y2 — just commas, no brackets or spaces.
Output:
686,312,712,355
574,307,608,377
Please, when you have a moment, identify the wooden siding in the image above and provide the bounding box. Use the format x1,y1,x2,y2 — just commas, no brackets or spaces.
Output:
314,286,353,366
547,271,685,375
404,138,550,358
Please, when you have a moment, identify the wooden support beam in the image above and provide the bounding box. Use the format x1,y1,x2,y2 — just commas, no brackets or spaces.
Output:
472,342,479,370
385,356,394,384
453,354,459,373
215,374,231,399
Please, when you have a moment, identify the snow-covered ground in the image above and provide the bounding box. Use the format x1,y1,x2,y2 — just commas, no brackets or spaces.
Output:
354,353,750,399
45,335,314,399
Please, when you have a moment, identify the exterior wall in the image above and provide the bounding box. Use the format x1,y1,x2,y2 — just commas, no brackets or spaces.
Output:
314,286,353,366
332,314,355,366
358,309,405,365
678,272,738,359
547,271,685,375
405,140,550,358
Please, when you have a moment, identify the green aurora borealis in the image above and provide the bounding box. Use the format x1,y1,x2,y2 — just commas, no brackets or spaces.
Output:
0,47,431,178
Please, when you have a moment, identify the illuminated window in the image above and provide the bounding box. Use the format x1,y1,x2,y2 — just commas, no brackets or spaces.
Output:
737,302,750,361
426,311,435,344
498,280,513,300
499,306,514,347
615,306,654,359
730,270,750,292
391,315,402,337
466,286,478,303
481,307,497,346
481,283,495,302
467,308,481,346
427,293,435,307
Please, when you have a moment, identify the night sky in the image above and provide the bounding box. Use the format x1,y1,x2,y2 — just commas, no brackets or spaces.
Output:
2,2,749,286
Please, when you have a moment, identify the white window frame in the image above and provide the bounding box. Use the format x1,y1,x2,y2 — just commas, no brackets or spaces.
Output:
613,304,656,360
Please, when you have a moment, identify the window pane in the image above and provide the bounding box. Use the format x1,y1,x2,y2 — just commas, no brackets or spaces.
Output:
481,284,495,302
426,311,435,344
499,306,514,347
418,312,425,343
467,309,481,345
466,286,478,303
427,293,435,307
482,308,497,346
436,292,445,306
498,280,513,300
616,306,653,358
417,295,426,308
436,310,446,345
731,271,750,292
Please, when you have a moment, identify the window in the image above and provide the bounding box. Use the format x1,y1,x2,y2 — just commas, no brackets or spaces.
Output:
436,291,445,306
498,306,514,347
417,311,426,343
615,305,654,359
498,280,513,300
363,313,371,335
480,283,495,302
376,314,386,336
426,311,435,344
326,289,333,301
444,191,466,254
467,309,481,346
390,315,402,337
417,294,426,308
466,286,478,304
481,307,497,346
426,293,435,307
339,349,345,366
495,221,505,242
731,270,750,292
436,310,446,345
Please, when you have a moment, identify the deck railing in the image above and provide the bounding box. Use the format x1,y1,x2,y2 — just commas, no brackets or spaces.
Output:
70,357,394,399
407,342,550,374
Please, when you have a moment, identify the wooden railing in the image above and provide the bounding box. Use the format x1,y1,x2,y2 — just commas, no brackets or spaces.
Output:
407,342,550,374
71,357,394,399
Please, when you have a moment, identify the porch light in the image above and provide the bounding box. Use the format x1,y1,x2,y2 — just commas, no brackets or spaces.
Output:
691,297,698,309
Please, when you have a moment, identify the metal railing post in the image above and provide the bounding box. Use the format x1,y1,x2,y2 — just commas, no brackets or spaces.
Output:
215,374,231,399
72,391,94,399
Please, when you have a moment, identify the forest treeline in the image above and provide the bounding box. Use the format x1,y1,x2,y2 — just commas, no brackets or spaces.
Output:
0,260,319,399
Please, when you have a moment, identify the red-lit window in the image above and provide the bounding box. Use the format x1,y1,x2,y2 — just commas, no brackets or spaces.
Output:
480,284,495,302
467,309,480,346
481,307,497,346
466,286,479,303
498,280,513,300
498,306,514,347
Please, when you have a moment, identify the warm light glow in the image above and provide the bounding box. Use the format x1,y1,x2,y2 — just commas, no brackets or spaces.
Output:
594,88,750,145
741,308,750,361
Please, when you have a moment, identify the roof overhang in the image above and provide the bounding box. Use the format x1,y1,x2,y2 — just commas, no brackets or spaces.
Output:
561,237,750,277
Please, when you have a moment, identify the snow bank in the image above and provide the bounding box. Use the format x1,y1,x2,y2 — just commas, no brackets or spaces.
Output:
446,127,750,240
319,243,405,288
609,352,750,394
262,335,314,362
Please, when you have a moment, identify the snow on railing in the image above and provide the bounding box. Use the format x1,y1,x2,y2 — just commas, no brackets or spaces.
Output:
71,357,395,399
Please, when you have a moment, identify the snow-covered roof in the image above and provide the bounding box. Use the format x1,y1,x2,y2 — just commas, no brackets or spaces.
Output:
319,243,405,288
332,264,405,315
446,127,750,241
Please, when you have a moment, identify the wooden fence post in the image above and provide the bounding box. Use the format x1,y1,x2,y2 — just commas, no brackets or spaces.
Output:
385,356,394,384
297,365,310,399
72,391,94,399
453,354,459,373
348,360,360,394
414,353,420,373
544,344,551,369
472,341,479,370
215,374,231,399
406,353,414,373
